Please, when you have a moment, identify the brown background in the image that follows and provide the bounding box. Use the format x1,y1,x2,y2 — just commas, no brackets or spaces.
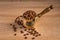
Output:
0,0,60,40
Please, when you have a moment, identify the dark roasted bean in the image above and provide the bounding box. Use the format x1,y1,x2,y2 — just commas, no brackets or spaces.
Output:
33,19,35,21
10,24,12,25
23,34,26,36
32,37,35,40
24,29,27,31
26,33,29,35
20,31,24,33
14,33,16,36
23,26,26,28
35,35,38,37
39,34,41,36
24,37,27,39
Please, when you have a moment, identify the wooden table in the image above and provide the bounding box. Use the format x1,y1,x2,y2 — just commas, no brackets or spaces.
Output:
0,0,60,40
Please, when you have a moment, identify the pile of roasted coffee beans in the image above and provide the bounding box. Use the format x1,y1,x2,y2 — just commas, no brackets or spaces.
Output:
10,23,41,40
10,16,41,40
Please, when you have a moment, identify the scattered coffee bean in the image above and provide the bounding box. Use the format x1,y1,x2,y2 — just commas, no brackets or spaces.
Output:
35,35,38,37
20,30,24,33
24,29,27,31
38,34,41,36
32,37,35,40
23,26,26,28
10,24,12,25
23,34,26,36
14,33,16,36
26,33,29,35
33,19,35,21
24,36,27,39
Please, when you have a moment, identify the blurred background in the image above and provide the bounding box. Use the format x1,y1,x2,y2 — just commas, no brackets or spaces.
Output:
0,0,60,40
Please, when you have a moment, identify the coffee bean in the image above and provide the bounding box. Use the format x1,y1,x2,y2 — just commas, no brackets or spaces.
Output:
32,37,35,40
14,33,16,36
39,34,41,36
20,30,24,33
24,29,27,31
10,24,12,25
35,35,38,37
24,37,27,39
23,34,26,36
26,33,29,35
23,26,26,28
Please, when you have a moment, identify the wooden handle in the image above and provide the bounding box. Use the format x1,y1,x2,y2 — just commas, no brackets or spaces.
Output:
36,5,53,18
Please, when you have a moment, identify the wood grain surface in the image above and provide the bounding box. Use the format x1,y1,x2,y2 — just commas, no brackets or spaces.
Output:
0,0,60,40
